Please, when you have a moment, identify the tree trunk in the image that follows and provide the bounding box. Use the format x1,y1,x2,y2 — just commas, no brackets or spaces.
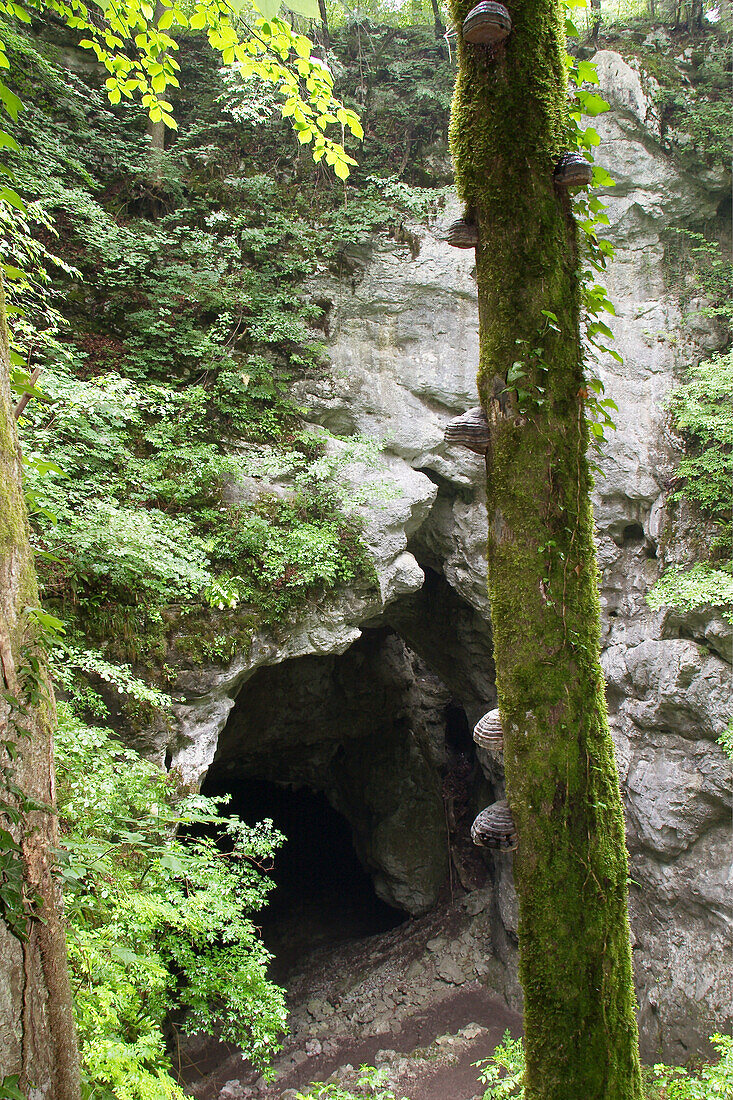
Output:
318,0,330,53
0,277,81,1099
447,1,643,1097
429,0,447,48
146,0,168,187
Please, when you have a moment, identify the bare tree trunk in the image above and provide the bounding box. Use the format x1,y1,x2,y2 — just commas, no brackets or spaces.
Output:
146,0,168,188
0,276,80,1099
318,0,330,53
430,0,447,47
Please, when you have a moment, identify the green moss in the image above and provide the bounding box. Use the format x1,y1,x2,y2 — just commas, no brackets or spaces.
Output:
170,606,259,667
448,1,642,1096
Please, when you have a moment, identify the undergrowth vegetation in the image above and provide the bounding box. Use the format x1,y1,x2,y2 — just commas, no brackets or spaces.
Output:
474,1031,733,1100
55,687,287,1099
647,230,732,621
3,13,453,1092
8,16,453,680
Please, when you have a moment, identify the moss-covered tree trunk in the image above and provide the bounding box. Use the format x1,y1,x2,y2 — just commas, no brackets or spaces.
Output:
447,3,643,1097
0,278,81,1099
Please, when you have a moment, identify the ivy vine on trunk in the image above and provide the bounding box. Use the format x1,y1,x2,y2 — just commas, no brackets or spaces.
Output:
447,0,643,1097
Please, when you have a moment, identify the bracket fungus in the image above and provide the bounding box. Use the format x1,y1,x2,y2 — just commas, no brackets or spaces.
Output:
473,708,503,752
553,152,593,189
444,406,490,454
441,218,479,249
471,799,517,851
462,1,512,45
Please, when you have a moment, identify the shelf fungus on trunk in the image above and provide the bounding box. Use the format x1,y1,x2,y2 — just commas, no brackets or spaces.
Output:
444,406,490,455
440,218,479,249
462,1,512,44
471,799,517,851
553,152,593,190
473,708,503,752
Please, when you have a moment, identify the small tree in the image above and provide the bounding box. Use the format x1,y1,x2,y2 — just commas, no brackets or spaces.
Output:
447,0,643,1097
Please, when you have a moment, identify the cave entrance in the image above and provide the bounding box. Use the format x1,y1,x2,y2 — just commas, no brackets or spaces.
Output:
201,774,406,981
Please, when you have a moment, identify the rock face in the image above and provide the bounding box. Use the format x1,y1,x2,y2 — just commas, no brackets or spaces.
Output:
168,50,730,1059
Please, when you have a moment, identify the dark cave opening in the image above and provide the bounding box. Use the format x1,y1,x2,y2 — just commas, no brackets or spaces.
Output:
200,774,406,981
445,702,473,756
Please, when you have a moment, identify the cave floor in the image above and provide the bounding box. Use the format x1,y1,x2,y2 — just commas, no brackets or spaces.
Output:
183,892,522,1100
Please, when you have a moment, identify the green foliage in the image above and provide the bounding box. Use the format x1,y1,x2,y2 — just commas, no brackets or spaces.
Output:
717,719,733,760
55,700,287,1099
684,97,733,169
648,234,731,619
5,24,402,644
0,1077,27,1100
646,563,733,620
474,1033,733,1100
295,1064,405,1099
475,1032,526,1100
647,1035,733,1100
668,351,732,523
1,0,363,168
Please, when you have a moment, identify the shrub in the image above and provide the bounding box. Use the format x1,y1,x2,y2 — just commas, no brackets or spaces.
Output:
55,703,287,1098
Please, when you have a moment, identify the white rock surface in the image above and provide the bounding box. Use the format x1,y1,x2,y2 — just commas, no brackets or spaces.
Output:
167,49,731,1058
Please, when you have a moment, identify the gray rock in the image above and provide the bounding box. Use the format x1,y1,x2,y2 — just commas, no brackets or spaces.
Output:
437,957,468,985
142,47,731,1060
219,1082,246,1100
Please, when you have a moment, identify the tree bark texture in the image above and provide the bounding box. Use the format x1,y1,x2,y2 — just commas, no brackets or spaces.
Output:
447,2,643,1097
318,0,331,53
0,278,81,1099
146,0,168,186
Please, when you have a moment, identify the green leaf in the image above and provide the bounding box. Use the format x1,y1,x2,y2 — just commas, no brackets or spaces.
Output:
0,186,25,211
576,60,600,86
252,0,282,19
0,129,19,152
0,1073,27,1100
0,83,22,121
110,944,144,966
286,0,320,17
160,851,186,875
592,165,615,188
578,91,610,117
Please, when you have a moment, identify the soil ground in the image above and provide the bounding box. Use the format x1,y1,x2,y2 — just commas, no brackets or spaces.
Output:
184,895,522,1100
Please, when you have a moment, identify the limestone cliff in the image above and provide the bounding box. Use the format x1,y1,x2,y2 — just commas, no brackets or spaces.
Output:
167,49,731,1059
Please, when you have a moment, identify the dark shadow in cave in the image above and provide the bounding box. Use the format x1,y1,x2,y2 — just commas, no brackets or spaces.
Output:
200,774,406,981
445,702,473,755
